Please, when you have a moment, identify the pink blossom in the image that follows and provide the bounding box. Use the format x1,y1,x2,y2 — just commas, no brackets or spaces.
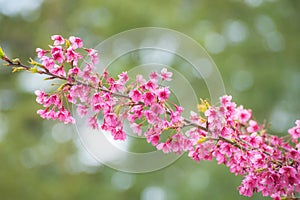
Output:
149,71,159,82
46,108,57,120
69,85,90,103
144,80,157,92
50,46,64,63
144,110,157,124
160,68,172,81
236,106,252,124
129,105,143,119
111,128,126,140
129,89,142,103
220,126,234,138
69,36,83,49
86,48,99,64
36,48,48,58
150,103,165,115
88,116,98,129
170,105,183,124
41,56,55,70
37,108,57,120
68,67,81,76
189,111,200,123
238,174,257,197
247,120,259,133
144,92,155,106
15,35,300,200
50,64,66,77
170,133,186,154
220,95,232,106
288,120,300,141
157,141,171,153
146,133,160,146
213,149,227,164
248,133,262,148
44,94,61,107
205,107,218,123
103,113,121,128
35,90,47,104
76,104,88,117
66,47,82,66
156,87,170,102
56,107,75,124
51,35,65,45
118,72,129,84
79,64,93,80
37,108,49,119
136,74,146,85
130,123,142,136
111,80,125,93
188,148,200,162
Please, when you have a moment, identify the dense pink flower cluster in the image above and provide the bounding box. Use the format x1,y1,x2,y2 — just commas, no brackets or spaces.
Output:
200,97,300,199
1,35,300,200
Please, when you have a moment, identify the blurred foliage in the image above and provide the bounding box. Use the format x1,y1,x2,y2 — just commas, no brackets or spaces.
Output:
0,0,300,199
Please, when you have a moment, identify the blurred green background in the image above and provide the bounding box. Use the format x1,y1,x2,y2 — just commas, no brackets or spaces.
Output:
0,0,300,199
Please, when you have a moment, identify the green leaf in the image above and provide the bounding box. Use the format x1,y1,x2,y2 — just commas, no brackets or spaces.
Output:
0,46,6,59
29,66,38,73
28,57,43,67
12,67,25,73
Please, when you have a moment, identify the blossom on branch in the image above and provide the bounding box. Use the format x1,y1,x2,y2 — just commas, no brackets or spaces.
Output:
1,35,300,200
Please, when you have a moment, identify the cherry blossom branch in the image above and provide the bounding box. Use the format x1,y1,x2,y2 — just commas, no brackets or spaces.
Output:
1,36,300,200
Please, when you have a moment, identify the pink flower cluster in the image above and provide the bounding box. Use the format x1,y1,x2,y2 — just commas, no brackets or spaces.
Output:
3,35,300,200
289,120,300,143
200,96,300,199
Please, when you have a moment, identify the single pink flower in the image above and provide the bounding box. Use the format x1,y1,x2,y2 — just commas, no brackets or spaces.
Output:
130,105,143,119
68,67,81,76
247,120,259,133
88,116,98,129
288,120,300,141
41,56,55,70
69,36,83,49
50,64,66,77
144,80,157,92
144,92,155,106
37,108,49,119
156,87,170,102
190,111,200,123
129,89,142,103
44,94,61,107
77,104,88,117
236,106,252,124
36,48,48,58
157,141,171,153
66,47,82,66
35,90,47,104
111,128,126,140
220,95,232,106
118,72,129,84
46,108,57,120
136,74,146,85
149,71,159,82
86,48,99,64
160,68,172,81
130,123,142,136
51,35,65,45
147,134,160,146
144,110,157,124
150,103,165,115
50,45,64,63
